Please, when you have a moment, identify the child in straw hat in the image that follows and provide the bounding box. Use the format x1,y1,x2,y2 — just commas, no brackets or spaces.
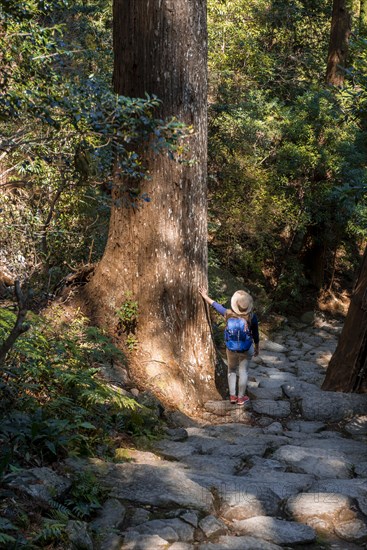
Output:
199,288,259,405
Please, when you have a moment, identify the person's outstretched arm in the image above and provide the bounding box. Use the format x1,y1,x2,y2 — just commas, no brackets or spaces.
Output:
199,287,214,305
199,287,226,316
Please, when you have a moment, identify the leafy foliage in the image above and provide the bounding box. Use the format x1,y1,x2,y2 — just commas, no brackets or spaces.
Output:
207,0,367,309
0,0,187,289
65,470,107,519
115,292,139,350
0,307,138,476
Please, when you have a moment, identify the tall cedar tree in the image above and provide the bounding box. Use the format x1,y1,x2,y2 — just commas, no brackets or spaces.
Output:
305,0,352,288
322,2,367,392
361,0,367,34
322,247,367,392
85,0,222,411
326,0,352,85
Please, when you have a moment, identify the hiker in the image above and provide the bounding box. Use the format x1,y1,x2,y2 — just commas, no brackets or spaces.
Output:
199,287,259,405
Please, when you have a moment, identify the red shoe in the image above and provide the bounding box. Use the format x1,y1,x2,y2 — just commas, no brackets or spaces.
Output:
237,396,250,406
229,395,237,404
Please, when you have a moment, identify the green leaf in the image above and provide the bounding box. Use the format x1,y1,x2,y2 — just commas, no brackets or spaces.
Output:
45,441,57,455
79,422,97,430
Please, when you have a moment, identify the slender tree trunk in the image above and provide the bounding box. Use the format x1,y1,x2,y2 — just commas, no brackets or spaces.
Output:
0,281,29,366
85,0,222,411
360,0,367,35
326,0,352,86
301,224,326,290
322,246,367,392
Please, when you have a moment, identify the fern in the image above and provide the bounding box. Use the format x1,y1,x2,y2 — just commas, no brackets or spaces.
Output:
0,307,142,474
0,533,17,544
33,519,66,543
65,469,106,520
47,499,71,519
0,518,18,546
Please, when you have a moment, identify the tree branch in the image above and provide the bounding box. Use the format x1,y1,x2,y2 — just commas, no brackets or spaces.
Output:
0,281,30,367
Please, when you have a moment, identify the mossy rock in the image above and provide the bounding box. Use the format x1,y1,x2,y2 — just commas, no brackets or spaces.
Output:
114,448,133,462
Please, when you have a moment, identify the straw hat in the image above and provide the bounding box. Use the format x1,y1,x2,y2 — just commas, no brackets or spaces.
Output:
231,290,254,316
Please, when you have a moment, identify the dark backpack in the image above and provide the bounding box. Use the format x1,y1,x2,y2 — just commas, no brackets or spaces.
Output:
224,317,253,352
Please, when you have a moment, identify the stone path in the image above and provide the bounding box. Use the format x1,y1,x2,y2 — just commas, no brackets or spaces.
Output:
7,314,367,549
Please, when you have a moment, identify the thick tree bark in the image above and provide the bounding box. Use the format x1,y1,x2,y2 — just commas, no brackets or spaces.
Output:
85,0,222,411
326,0,352,86
322,246,367,392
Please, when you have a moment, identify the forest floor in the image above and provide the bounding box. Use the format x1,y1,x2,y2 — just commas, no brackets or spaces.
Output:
6,312,367,549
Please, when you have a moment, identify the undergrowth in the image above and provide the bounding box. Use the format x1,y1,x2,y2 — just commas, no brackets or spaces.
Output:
0,306,162,547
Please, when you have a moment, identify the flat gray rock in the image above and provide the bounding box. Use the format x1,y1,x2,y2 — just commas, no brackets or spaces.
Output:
286,420,325,433
344,415,367,436
90,498,126,532
258,379,288,389
256,416,276,427
252,399,291,418
220,486,280,520
308,478,367,516
300,392,367,422
198,515,227,538
300,436,367,462
102,462,213,512
288,354,302,362
169,544,194,550
198,535,282,549
247,457,286,474
154,440,196,460
334,519,367,542
298,373,325,385
281,381,320,399
263,422,283,435
261,340,287,352
355,462,367,477
272,445,353,478
129,509,151,526
203,400,238,415
202,424,263,440
233,516,316,545
5,467,72,504
183,455,242,476
245,471,315,499
190,470,314,501
286,492,354,525
167,411,199,428
295,359,319,368
125,519,194,543
178,510,199,528
295,360,323,375
164,427,189,441
247,387,283,400
122,533,169,549
99,533,123,550
66,520,93,550
177,434,267,458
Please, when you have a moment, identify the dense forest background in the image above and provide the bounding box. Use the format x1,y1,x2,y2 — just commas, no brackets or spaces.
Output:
0,0,367,545
1,0,366,312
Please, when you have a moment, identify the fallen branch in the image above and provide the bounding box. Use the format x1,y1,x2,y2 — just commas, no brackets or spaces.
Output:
0,280,30,366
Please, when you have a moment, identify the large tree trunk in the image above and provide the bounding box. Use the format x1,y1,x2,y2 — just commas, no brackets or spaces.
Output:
85,0,222,412
322,246,367,392
326,0,352,86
